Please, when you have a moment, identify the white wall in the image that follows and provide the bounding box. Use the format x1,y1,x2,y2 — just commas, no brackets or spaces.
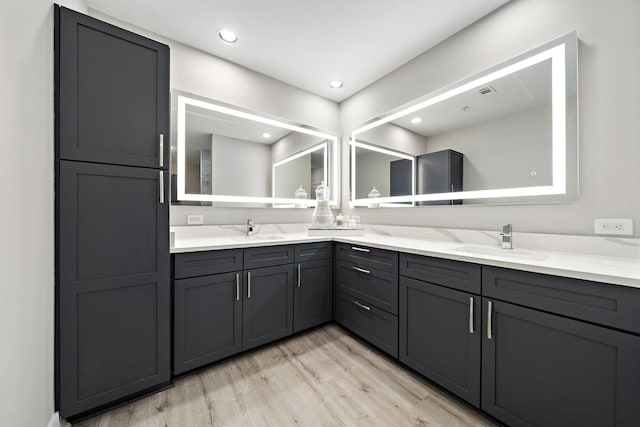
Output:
1,1,87,426
340,0,640,237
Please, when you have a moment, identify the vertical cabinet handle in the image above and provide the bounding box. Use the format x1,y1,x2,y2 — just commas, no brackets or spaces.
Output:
159,134,164,167
469,297,474,334
159,171,165,204
297,264,301,287
487,300,493,340
247,272,251,299
235,273,240,301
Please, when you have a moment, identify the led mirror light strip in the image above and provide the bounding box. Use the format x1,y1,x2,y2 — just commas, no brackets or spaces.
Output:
177,95,339,206
350,41,568,206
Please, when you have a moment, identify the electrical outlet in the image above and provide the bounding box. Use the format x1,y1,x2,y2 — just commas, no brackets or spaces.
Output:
187,214,204,225
594,219,633,236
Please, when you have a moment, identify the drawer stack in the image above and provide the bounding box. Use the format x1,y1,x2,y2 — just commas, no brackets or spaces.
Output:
335,243,399,357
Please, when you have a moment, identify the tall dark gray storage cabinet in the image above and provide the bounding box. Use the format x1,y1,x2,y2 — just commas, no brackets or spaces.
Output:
55,6,170,419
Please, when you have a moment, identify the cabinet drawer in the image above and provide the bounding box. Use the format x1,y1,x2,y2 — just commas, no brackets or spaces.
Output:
335,243,398,273
335,292,398,358
400,253,481,294
174,249,243,279
295,242,333,262
244,245,294,270
483,266,640,334
336,259,398,314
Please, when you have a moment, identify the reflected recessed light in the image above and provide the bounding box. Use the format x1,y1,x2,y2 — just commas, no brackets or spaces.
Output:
410,117,422,124
329,80,344,89
218,28,238,43
262,132,271,138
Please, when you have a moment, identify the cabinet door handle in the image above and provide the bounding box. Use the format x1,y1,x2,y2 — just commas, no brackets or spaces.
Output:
487,300,493,340
351,246,370,253
352,300,371,311
247,272,251,299
159,134,164,167
297,264,301,287
159,171,165,204
469,297,474,334
352,266,371,274
236,273,240,301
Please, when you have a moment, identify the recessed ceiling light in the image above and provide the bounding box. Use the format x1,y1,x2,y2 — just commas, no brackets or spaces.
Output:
218,28,238,43
410,117,422,124
329,80,344,89
262,132,271,138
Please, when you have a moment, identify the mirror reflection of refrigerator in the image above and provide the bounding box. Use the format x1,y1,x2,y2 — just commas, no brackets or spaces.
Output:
416,149,463,206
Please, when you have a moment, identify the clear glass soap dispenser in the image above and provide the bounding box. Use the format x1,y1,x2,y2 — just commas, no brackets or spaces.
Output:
311,181,334,228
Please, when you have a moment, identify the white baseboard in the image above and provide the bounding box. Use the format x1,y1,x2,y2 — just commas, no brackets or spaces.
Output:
47,412,71,427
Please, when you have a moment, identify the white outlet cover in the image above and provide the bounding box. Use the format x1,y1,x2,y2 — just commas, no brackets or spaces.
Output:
594,219,633,236
187,214,204,225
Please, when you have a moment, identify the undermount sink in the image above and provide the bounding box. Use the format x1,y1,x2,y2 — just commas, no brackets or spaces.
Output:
454,245,548,261
230,234,285,242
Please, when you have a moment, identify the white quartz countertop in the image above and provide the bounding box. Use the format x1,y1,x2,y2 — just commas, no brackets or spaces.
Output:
171,224,640,289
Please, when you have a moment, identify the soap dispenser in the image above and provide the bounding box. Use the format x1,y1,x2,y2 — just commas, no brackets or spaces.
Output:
311,181,334,228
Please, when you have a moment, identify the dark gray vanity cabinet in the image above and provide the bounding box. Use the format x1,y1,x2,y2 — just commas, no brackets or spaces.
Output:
56,6,169,169
173,250,243,375
416,149,462,206
399,254,482,406
55,6,170,419
293,243,334,333
173,246,295,370
481,267,640,427
335,244,399,358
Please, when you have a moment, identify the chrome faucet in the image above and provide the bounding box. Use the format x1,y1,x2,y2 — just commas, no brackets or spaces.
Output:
247,218,256,236
500,224,513,249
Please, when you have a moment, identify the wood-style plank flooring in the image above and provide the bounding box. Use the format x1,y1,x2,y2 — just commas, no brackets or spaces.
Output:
76,324,499,426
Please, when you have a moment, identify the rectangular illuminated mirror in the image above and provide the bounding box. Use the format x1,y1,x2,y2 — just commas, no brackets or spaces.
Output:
171,91,338,207
350,32,577,207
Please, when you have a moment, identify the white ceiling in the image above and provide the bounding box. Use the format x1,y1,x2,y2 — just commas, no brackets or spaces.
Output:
86,0,510,102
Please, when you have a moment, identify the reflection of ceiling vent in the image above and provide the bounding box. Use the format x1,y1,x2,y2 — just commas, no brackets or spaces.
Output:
478,85,497,95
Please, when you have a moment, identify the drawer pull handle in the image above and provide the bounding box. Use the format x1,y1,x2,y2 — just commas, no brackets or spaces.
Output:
297,264,301,287
351,246,370,253
352,266,371,274
487,300,493,340
159,134,164,167
469,297,474,334
236,273,240,301
352,300,371,311
247,272,251,299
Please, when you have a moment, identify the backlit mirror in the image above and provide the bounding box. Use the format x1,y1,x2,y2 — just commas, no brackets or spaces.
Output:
171,91,338,207
350,32,577,207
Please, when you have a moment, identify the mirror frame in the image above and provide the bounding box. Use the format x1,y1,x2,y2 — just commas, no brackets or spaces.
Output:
174,92,339,207
350,32,577,207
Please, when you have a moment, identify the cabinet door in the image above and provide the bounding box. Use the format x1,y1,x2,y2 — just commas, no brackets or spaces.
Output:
482,299,640,427
58,161,170,418
243,264,294,351
56,6,169,168
174,272,242,375
294,259,333,333
399,277,481,406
